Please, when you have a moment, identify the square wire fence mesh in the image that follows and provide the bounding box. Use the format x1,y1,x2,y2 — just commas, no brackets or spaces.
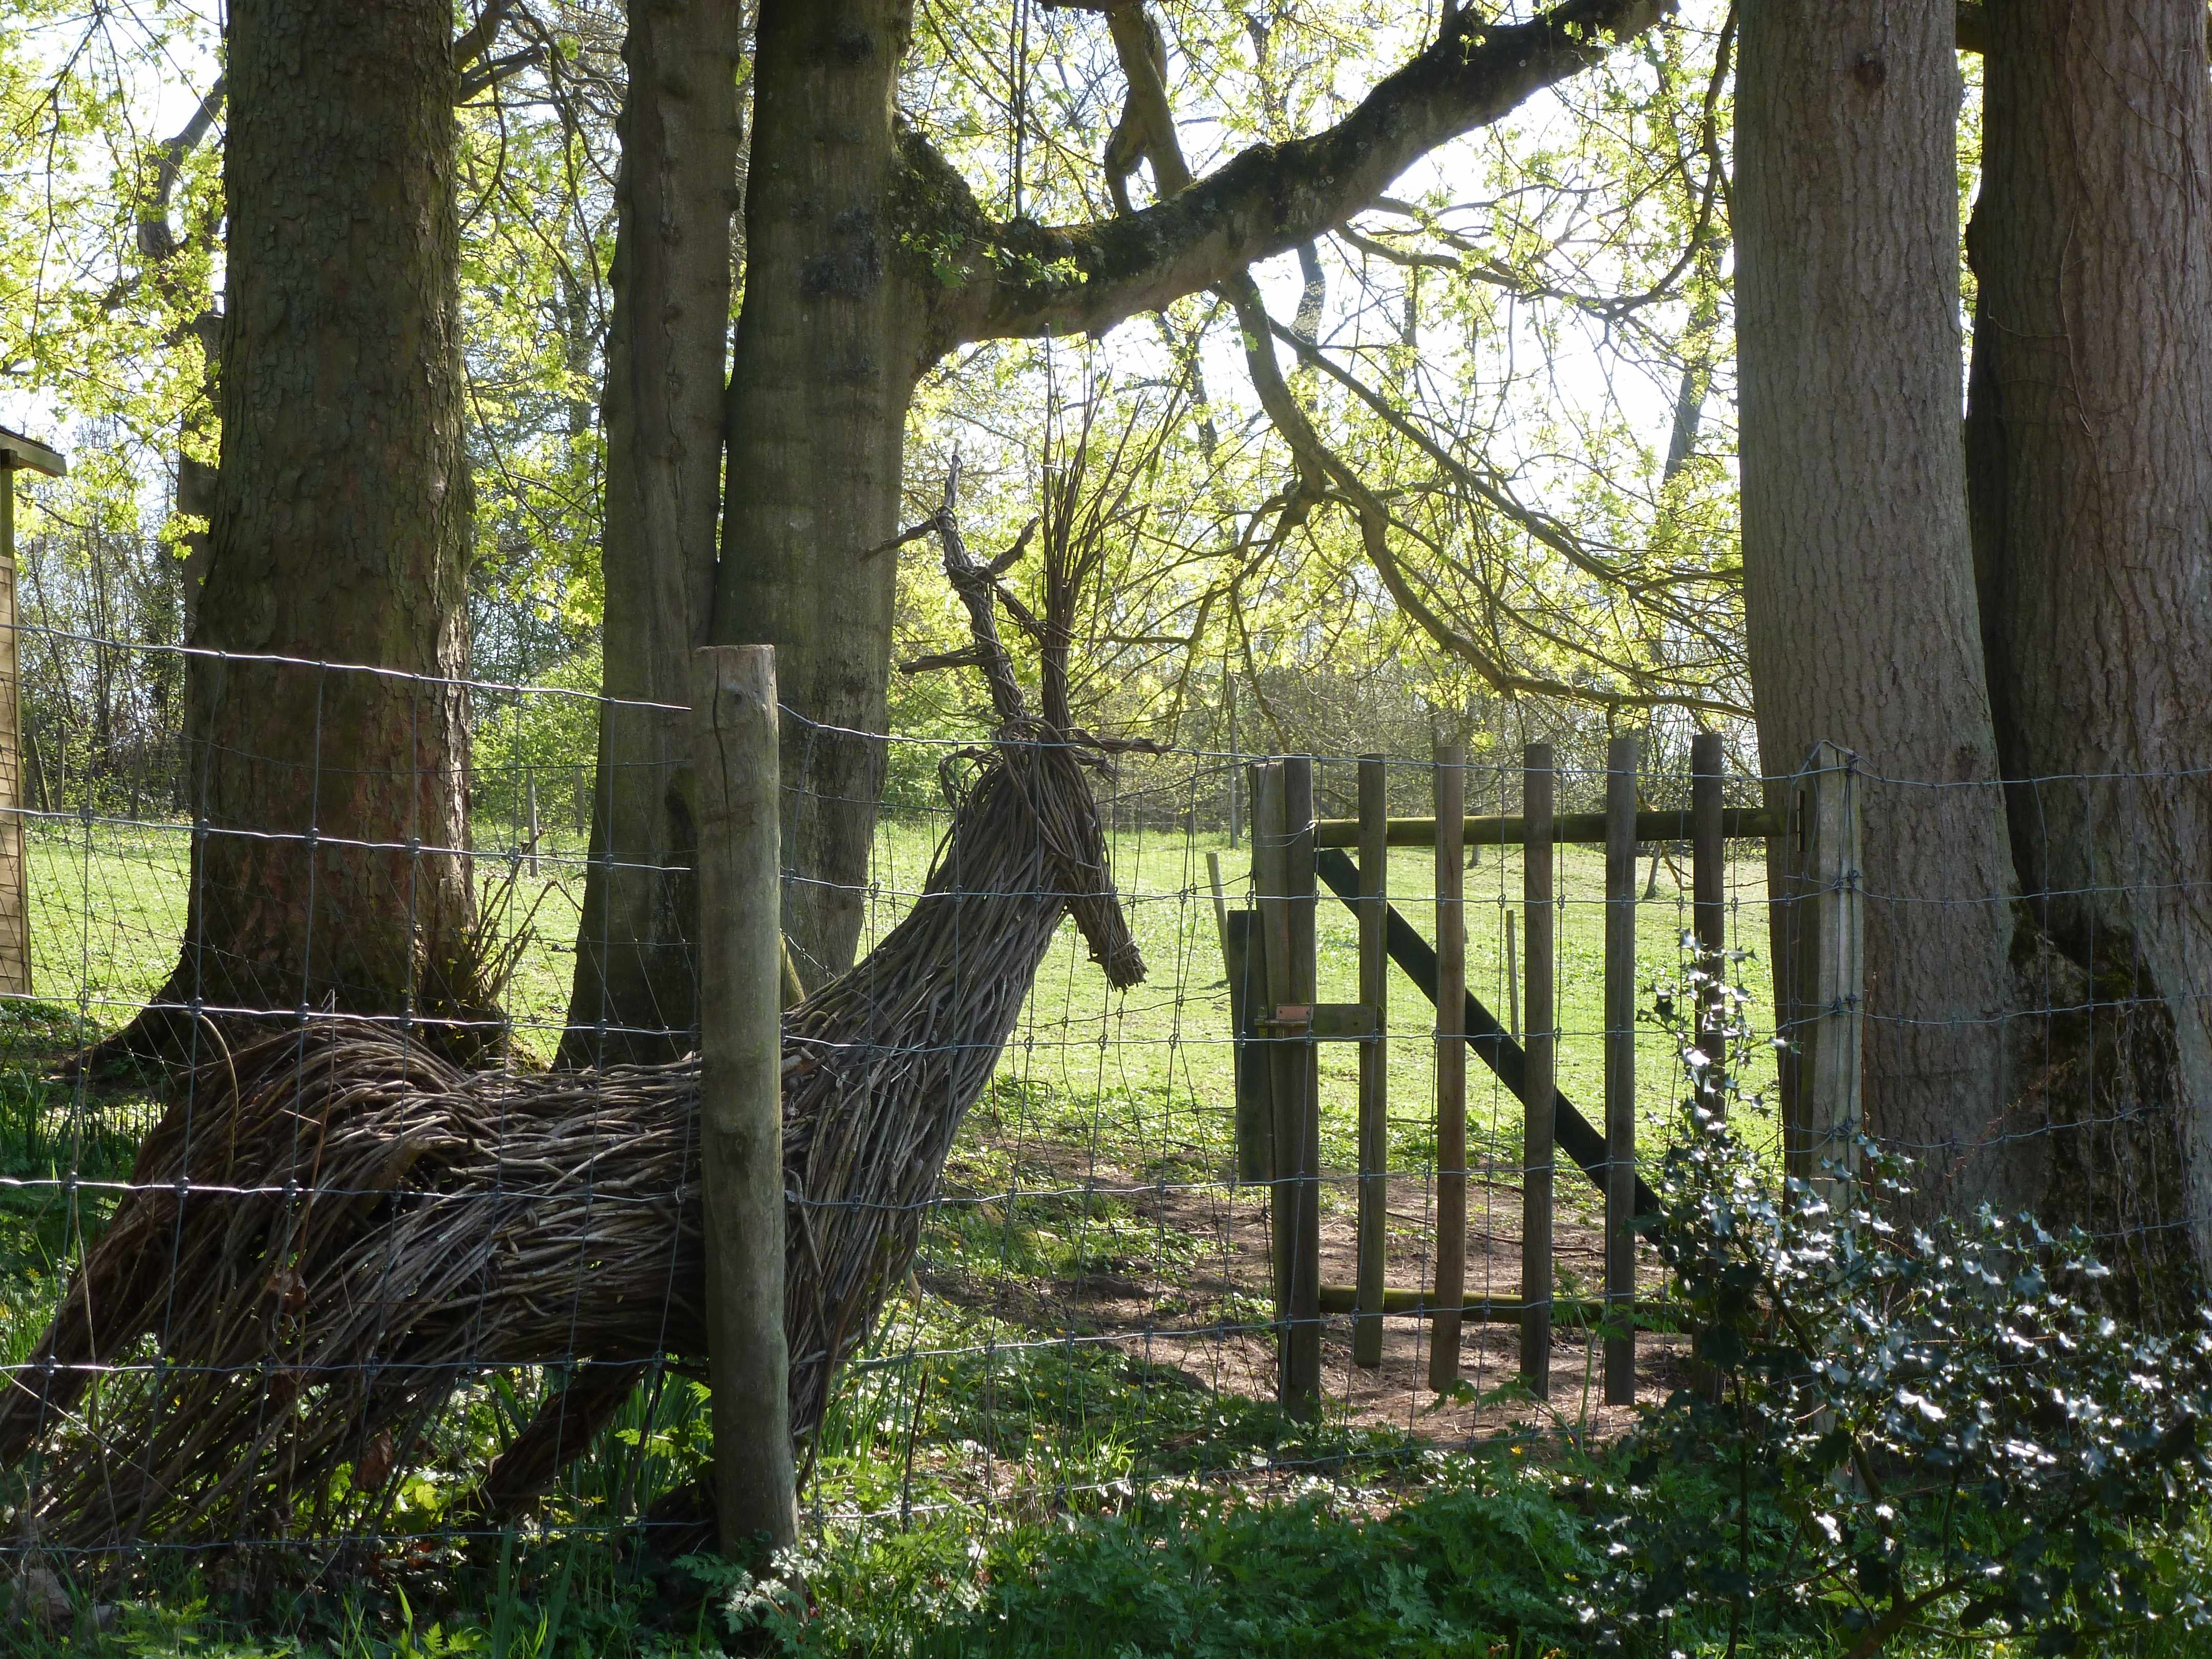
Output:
0,627,2195,1599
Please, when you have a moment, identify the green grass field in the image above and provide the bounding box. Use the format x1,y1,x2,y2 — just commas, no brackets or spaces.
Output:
19,806,1777,1169
0,810,1910,1657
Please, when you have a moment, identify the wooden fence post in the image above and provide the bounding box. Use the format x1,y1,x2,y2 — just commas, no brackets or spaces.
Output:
1505,909,1520,1041
1254,761,1321,1415
1225,907,1272,1184
1254,758,1290,1198
1520,743,1556,1397
1603,733,1639,1405
1281,757,1322,1413
1784,741,1864,1202
0,428,62,999
524,767,542,877
1354,754,1390,1369
691,645,797,1561
1428,746,1466,1392
1691,731,1728,1117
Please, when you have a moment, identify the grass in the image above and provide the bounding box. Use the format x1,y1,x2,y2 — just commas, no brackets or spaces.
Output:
26,802,2183,1658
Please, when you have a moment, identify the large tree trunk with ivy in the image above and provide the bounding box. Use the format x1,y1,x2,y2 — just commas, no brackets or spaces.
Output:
1735,0,2031,1206
560,0,747,1066
111,1,485,1061
710,0,927,983
1968,0,2212,1290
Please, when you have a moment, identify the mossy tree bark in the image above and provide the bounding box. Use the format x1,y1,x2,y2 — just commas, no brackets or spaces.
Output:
710,0,928,982
1969,0,2212,1282
123,1,484,1057
561,0,747,1066
1736,0,2031,1206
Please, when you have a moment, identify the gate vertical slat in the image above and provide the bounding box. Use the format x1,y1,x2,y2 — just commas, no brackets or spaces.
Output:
1354,755,1390,1368
1692,731,1728,1118
1603,734,1640,1405
1520,743,1556,1397
1428,745,1467,1392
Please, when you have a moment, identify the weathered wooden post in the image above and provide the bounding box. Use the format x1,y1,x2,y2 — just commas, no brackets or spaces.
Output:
524,766,542,876
691,644,797,1561
1784,742,1864,1201
1520,743,1556,1396
1235,764,1276,1184
1691,731,1728,1117
1278,758,1323,1414
1353,754,1391,1368
1225,906,1271,1184
1428,745,1468,1392
1505,909,1520,1042
0,427,61,1000
1602,734,1640,1403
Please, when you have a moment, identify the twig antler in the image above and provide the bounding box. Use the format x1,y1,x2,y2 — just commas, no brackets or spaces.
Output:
897,456,1166,767
898,457,1047,734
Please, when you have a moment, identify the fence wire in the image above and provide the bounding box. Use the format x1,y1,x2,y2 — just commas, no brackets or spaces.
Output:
0,628,2196,1604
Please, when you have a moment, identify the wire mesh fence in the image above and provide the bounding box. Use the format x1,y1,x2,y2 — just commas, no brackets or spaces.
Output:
0,624,2198,1609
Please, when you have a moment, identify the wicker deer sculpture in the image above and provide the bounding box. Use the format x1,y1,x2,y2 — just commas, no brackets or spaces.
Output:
0,465,1147,1550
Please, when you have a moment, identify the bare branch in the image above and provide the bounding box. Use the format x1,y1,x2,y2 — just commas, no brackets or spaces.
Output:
459,48,546,102
984,517,1039,576
929,460,1031,727
899,646,989,674
135,77,226,264
863,517,946,560
923,0,1673,348
453,0,520,71
1223,282,1747,717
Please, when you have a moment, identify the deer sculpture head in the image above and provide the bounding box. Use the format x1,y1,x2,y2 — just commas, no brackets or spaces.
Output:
901,456,1150,992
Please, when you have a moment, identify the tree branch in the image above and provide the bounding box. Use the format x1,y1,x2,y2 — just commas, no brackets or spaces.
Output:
1223,282,1745,717
1263,314,1650,594
135,77,226,264
459,48,546,102
927,0,1672,346
453,0,520,71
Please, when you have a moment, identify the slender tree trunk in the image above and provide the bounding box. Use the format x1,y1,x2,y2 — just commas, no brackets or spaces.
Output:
711,0,924,982
1971,0,2212,1281
561,0,746,1067
117,78,226,634
115,1,482,1059
1736,0,2029,1205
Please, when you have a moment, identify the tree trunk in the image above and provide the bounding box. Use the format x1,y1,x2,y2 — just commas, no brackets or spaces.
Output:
561,0,746,1067
1736,0,2029,1205
129,79,227,634
711,0,924,982
117,0,483,1059
1971,0,2212,1283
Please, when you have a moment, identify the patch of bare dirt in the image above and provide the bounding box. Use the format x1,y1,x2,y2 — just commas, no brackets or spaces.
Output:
927,1135,1687,1449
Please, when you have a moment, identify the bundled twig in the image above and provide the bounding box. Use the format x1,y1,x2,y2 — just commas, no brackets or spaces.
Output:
0,464,1145,1552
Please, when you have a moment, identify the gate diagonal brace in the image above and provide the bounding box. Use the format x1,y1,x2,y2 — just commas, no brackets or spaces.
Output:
1314,846,1659,1219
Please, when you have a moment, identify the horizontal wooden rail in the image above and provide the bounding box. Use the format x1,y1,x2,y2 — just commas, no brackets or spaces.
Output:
1312,806,1779,848
1315,1284,1686,1332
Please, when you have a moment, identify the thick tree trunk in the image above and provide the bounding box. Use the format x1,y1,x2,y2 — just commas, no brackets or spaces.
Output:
1971,0,2212,1280
118,1,483,1058
711,0,924,982
561,0,746,1067
1736,0,2029,1205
